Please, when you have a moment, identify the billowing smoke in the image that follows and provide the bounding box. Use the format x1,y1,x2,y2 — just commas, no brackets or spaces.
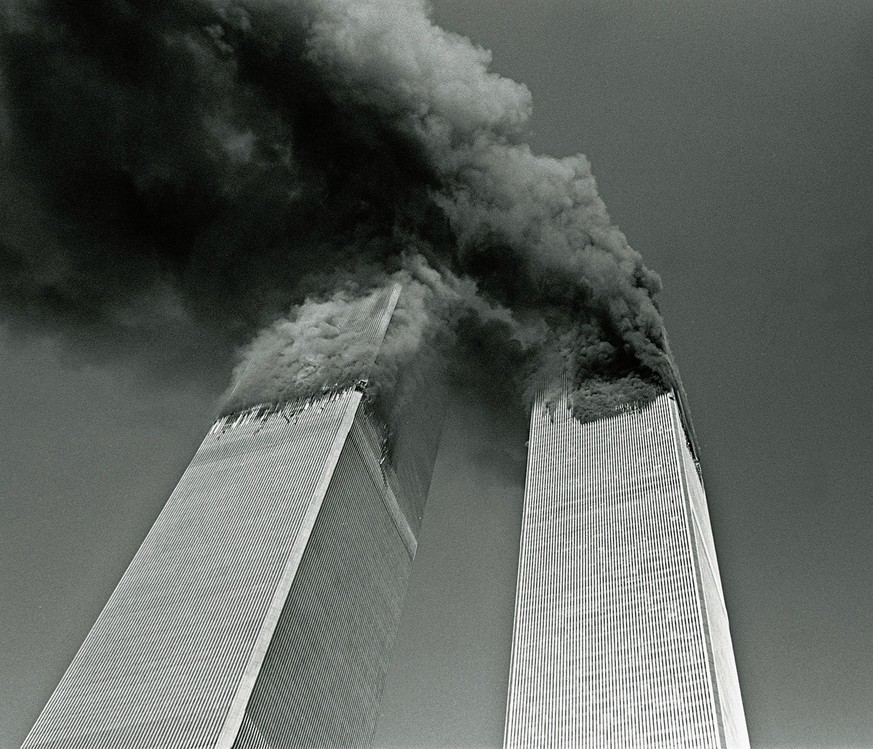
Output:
222,255,530,414
0,0,676,419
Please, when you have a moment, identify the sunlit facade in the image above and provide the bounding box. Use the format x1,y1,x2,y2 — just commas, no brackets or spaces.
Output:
22,285,443,749
504,391,749,748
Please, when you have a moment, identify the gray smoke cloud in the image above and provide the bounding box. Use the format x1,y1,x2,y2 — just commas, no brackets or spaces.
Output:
224,283,398,410
222,255,534,414
0,0,676,418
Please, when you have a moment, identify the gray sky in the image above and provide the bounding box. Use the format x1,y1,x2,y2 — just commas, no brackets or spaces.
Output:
3,1,873,747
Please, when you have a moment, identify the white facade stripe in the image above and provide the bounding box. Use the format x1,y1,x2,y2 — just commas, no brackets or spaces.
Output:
504,391,749,748
216,391,362,747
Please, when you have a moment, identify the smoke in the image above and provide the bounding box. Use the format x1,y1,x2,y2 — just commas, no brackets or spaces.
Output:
0,0,675,418
222,283,395,412
222,254,533,414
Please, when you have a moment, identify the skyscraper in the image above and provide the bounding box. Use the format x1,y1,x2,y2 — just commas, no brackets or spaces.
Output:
22,284,444,749
504,389,749,748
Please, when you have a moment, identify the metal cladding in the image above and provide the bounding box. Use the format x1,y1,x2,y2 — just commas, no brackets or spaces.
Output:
232,415,416,747
504,392,750,748
22,284,444,749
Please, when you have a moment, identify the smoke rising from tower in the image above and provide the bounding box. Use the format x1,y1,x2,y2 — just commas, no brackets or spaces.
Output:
0,0,675,417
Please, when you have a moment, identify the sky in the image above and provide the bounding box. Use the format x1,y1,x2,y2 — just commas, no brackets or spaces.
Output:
2,1,873,747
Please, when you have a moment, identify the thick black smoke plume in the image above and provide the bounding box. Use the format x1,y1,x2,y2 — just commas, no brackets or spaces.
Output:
0,0,676,418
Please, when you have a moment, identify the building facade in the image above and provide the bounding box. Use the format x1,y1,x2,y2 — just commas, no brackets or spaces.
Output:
22,285,443,749
504,391,749,748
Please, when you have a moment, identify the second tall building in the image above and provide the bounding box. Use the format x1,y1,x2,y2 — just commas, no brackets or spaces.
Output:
22,283,444,749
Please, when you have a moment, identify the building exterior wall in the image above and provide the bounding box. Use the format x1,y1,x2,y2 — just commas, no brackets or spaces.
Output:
232,414,418,748
504,391,749,749
22,283,444,749
22,392,361,749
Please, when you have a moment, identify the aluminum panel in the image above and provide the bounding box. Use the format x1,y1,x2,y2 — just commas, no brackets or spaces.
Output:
504,392,749,748
22,393,360,749
232,412,414,748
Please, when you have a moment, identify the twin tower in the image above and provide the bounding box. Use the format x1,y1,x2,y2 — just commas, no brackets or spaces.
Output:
23,284,750,748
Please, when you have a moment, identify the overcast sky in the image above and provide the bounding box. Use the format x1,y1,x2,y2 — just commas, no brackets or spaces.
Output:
3,1,873,747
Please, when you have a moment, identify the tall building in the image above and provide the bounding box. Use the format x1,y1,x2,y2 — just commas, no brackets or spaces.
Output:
504,390,749,748
22,284,444,749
